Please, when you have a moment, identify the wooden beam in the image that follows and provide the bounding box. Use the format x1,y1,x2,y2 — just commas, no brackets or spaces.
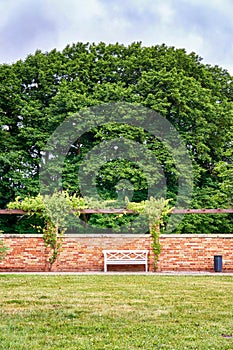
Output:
77,209,135,214
0,209,27,214
171,208,233,214
0,208,232,215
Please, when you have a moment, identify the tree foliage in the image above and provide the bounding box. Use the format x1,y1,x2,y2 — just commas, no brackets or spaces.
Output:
0,42,232,233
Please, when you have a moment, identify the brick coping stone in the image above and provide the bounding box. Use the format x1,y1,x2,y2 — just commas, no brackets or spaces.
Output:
1,233,233,238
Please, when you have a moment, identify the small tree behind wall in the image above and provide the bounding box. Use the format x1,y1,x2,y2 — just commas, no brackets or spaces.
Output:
8,192,87,270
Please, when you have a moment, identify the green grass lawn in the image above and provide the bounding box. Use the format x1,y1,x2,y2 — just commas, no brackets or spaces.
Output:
0,275,233,349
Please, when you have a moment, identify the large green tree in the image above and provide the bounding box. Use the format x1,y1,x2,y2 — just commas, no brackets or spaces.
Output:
0,42,232,233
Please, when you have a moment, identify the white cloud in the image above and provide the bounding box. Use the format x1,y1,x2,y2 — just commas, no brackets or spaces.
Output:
156,2,175,25
0,0,233,74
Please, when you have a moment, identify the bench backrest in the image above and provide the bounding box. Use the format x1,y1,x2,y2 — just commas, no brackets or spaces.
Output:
103,250,149,261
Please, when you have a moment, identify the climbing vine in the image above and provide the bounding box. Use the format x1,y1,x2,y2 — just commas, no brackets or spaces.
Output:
0,232,8,262
7,192,87,270
126,197,173,269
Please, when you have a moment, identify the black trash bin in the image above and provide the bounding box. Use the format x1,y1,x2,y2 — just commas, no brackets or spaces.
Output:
214,255,222,272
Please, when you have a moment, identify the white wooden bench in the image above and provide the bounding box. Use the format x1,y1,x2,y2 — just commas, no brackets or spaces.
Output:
103,250,149,272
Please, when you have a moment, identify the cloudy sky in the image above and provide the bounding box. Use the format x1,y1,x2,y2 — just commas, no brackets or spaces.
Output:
1,0,233,74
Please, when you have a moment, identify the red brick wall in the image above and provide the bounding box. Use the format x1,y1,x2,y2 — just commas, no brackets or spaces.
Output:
158,234,233,272
0,234,233,272
0,234,152,272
